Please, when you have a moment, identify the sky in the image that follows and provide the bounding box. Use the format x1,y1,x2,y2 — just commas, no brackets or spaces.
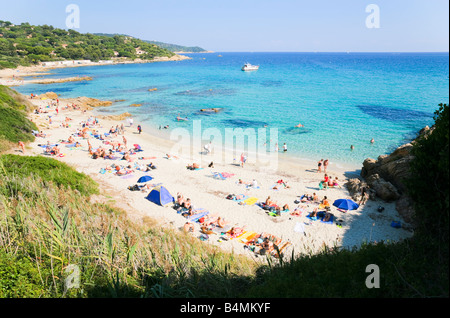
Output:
1,0,448,52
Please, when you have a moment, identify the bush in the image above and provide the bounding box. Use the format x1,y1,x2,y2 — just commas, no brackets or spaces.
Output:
0,155,99,196
407,103,449,245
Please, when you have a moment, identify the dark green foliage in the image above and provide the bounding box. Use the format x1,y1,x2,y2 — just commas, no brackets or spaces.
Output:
407,104,449,247
93,33,208,53
0,251,49,297
0,155,99,196
0,85,37,151
0,20,175,68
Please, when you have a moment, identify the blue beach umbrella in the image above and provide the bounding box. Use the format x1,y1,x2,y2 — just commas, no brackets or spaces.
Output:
137,175,153,183
333,198,359,211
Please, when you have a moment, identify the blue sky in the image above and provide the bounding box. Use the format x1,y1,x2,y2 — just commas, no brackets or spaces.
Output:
1,0,448,52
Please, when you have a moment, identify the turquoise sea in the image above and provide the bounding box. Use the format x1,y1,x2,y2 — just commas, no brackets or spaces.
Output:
16,52,449,168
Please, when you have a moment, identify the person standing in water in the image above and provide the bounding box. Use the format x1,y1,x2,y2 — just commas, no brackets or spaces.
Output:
323,159,329,173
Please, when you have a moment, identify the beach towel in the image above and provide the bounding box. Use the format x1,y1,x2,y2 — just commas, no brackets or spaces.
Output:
241,197,258,206
239,231,257,243
294,222,305,234
188,211,209,222
120,174,134,179
233,194,249,203
212,172,227,180
240,232,258,244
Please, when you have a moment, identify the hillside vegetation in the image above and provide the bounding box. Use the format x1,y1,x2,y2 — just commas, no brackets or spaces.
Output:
0,21,175,69
94,33,208,53
0,85,37,152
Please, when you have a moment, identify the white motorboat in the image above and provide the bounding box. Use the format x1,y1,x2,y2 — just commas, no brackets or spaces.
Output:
241,63,259,71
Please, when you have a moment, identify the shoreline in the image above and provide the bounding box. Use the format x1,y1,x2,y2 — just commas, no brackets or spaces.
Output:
11,90,414,259
0,54,191,87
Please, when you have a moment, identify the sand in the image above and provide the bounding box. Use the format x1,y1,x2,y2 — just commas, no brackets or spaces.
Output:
1,63,414,260
9,94,413,260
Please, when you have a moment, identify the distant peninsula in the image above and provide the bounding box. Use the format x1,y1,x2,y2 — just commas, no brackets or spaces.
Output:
0,21,188,69
94,33,210,53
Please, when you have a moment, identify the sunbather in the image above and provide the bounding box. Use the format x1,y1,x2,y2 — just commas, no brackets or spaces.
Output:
183,222,194,233
186,163,200,170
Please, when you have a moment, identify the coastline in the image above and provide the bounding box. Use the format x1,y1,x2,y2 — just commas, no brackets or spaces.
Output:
0,54,191,87
10,88,414,259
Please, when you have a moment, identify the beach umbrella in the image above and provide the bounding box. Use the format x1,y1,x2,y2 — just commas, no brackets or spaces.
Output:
137,175,153,183
333,198,359,211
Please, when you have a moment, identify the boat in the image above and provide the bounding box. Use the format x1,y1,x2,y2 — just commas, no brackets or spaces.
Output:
241,63,259,71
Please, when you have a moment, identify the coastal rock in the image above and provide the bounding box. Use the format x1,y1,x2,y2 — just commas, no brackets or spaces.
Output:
345,178,376,201
97,112,132,121
33,76,93,85
39,92,59,99
395,194,416,225
65,96,113,110
366,174,400,202
361,144,414,193
200,108,223,113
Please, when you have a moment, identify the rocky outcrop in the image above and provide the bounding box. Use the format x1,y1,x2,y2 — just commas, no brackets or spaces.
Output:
39,92,59,99
347,126,434,225
200,108,223,113
97,112,132,121
32,76,93,85
365,174,400,202
361,143,415,193
65,96,113,110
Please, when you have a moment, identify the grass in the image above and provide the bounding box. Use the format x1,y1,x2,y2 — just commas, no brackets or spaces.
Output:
0,158,257,297
0,85,37,152
0,156,447,298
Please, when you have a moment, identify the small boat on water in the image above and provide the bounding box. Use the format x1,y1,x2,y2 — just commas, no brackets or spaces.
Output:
241,63,259,71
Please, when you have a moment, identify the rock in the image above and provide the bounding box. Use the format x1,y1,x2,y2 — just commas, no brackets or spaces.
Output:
395,194,416,225
361,144,414,193
97,112,132,121
345,178,376,201
65,96,113,110
39,92,58,99
366,174,400,202
200,108,223,113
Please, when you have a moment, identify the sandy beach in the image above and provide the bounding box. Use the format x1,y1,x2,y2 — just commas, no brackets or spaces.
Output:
5,85,414,260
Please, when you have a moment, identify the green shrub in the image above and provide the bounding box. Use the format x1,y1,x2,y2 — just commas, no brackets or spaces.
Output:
0,155,99,196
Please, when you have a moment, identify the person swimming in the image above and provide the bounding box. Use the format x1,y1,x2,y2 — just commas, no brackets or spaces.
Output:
295,123,304,128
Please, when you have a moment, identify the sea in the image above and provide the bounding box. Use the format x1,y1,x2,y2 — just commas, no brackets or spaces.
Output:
15,52,449,169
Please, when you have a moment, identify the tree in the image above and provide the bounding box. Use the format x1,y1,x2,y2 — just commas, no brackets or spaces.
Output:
407,103,449,247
